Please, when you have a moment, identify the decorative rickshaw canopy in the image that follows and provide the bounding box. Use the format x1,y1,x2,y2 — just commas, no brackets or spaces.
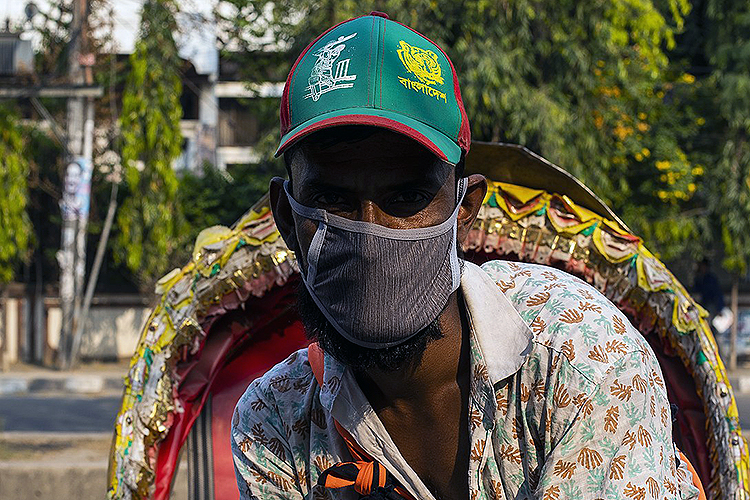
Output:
108,143,749,500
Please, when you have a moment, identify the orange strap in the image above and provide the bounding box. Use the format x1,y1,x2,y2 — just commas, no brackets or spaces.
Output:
308,342,326,386
320,461,388,495
308,343,415,500
678,450,707,500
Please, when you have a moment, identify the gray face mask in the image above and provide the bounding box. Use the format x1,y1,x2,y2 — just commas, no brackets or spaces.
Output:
284,178,467,348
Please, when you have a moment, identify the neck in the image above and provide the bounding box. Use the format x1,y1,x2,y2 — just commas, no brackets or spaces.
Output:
356,292,470,409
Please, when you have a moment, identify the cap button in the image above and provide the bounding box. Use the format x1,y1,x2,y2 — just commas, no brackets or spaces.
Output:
370,11,389,19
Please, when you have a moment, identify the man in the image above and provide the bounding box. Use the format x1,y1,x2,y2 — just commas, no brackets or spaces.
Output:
232,12,700,499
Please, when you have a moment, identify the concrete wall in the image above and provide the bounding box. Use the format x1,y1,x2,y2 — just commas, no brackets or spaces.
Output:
78,305,151,359
1,295,151,363
45,303,150,360
2,298,19,364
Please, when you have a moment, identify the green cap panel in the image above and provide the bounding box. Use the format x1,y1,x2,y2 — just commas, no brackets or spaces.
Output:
280,14,468,163
378,21,461,142
289,17,376,128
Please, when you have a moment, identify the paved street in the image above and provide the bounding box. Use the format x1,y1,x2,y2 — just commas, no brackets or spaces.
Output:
0,396,120,433
0,394,188,500
736,392,750,430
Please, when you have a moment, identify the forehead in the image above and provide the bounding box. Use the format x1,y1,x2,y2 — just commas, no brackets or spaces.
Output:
288,128,452,189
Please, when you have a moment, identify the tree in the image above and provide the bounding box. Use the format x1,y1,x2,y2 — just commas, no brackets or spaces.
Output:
675,0,750,369
703,0,750,276
115,0,184,292
178,160,282,236
216,0,699,259
0,106,32,370
176,94,285,248
0,107,32,283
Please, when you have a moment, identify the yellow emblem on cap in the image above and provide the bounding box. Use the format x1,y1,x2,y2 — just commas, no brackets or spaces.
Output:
397,40,444,86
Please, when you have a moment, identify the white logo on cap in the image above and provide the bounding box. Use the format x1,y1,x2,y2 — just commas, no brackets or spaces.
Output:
305,33,358,102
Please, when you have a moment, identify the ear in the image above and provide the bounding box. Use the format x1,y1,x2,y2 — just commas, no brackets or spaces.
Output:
457,174,487,245
269,177,300,254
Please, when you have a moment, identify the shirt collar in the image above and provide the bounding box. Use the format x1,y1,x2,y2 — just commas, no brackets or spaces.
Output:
461,260,533,384
318,346,347,413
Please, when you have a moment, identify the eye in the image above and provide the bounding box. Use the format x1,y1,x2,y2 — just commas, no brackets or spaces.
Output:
390,191,429,205
312,192,347,208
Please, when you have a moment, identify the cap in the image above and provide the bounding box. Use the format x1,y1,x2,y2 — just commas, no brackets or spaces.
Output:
276,12,471,165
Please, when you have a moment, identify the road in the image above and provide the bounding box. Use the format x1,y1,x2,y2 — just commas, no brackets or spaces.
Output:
1,393,750,433
735,392,750,430
0,395,121,433
0,395,190,500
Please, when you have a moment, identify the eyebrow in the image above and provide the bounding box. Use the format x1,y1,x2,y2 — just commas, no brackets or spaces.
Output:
299,176,445,195
294,180,352,201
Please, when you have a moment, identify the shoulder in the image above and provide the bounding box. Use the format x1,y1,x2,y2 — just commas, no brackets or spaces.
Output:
231,349,319,495
480,260,652,385
232,348,315,435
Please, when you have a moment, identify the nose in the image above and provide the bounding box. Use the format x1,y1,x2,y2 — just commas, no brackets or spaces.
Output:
359,200,380,224
358,200,403,228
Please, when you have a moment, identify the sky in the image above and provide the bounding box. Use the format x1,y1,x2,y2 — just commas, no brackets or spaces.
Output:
0,0,217,73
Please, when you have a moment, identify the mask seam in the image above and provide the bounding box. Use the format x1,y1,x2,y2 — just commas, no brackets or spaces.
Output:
306,220,327,284
321,210,457,240
450,218,460,288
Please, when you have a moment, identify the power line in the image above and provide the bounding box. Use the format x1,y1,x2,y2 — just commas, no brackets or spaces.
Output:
29,96,71,155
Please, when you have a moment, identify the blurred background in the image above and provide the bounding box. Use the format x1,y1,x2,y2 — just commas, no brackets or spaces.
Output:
0,0,748,498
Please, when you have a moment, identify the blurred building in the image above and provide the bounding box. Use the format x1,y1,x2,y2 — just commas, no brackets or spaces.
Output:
0,23,33,76
174,52,284,171
0,17,285,365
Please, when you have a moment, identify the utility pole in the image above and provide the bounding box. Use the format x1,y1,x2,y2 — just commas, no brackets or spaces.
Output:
730,277,739,371
69,8,119,368
58,0,94,368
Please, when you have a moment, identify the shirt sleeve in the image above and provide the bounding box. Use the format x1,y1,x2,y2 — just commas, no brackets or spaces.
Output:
231,383,305,500
536,350,701,500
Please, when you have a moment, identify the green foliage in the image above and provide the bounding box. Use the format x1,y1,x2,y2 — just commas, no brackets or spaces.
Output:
32,1,73,79
115,0,184,291
0,107,32,283
430,0,699,259
217,0,703,259
703,0,750,275
179,161,284,233
26,125,64,280
717,136,750,275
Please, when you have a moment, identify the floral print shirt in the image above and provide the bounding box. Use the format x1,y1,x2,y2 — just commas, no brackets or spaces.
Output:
232,260,700,499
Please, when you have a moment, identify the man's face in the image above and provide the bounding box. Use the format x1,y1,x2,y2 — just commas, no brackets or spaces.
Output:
270,127,485,371
64,163,83,195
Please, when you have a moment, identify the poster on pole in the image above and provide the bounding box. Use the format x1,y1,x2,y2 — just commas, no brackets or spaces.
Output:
60,157,93,221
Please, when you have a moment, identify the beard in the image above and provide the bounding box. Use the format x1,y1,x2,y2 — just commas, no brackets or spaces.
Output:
295,279,445,372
